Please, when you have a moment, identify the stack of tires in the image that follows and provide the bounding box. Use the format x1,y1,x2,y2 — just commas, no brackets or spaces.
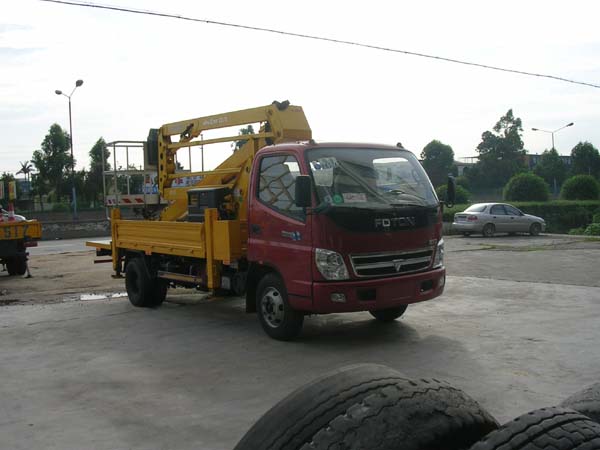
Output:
235,365,600,450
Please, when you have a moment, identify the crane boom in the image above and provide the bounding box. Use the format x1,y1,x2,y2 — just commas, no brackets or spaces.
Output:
151,101,312,221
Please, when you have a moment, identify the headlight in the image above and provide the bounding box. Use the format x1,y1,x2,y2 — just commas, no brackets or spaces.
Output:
315,248,349,280
432,238,444,268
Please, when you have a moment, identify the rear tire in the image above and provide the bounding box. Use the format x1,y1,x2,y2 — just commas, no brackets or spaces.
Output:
560,382,600,423
5,254,26,276
369,305,408,322
530,222,541,236
235,364,411,450
256,274,303,341
482,223,495,237
125,257,166,308
302,376,499,450
470,407,600,450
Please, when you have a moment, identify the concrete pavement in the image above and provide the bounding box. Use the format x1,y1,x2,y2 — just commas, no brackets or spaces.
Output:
0,234,599,449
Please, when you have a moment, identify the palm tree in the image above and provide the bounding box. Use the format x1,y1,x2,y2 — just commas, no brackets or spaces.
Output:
16,161,33,182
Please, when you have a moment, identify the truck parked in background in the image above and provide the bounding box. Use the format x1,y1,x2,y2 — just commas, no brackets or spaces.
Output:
0,205,41,276
88,101,455,340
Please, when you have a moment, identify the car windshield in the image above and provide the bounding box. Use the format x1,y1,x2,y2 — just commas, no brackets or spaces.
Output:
307,147,438,208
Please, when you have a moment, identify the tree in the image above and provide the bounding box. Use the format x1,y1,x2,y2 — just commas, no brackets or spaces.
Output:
533,148,567,193
570,141,600,178
420,140,456,187
16,161,33,182
0,172,15,207
31,124,73,202
87,138,111,207
503,173,549,201
472,109,526,188
233,125,255,151
560,175,600,200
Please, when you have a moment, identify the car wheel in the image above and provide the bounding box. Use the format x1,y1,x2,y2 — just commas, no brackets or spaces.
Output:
256,273,304,341
369,305,408,322
529,223,541,236
482,223,495,237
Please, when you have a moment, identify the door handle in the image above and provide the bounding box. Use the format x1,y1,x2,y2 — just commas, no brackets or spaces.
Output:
251,224,261,234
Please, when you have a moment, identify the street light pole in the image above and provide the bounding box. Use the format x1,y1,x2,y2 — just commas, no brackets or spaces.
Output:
55,79,83,220
531,122,574,196
531,122,574,151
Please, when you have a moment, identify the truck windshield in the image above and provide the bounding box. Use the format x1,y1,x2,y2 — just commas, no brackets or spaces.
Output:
307,147,438,208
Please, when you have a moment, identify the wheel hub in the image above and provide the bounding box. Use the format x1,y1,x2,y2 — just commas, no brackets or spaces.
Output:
261,287,285,328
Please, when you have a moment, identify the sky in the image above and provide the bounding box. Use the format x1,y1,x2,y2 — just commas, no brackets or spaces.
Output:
2,0,600,176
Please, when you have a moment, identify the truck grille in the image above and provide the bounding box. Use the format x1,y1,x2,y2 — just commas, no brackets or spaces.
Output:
350,247,433,278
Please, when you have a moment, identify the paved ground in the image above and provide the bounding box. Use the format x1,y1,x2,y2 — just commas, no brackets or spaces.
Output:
0,234,599,449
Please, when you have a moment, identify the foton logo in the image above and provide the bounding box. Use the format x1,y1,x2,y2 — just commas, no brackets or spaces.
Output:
374,217,416,230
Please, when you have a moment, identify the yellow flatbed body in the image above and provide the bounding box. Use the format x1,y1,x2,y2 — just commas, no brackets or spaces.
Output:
0,220,42,241
86,239,112,251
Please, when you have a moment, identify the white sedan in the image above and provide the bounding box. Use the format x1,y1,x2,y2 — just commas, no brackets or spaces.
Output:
452,203,546,237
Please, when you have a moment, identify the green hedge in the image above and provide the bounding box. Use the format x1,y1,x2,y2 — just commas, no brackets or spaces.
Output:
443,200,600,233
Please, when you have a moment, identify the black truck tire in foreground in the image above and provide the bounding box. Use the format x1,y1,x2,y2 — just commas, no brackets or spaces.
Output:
235,364,498,450
561,382,600,424
470,407,600,450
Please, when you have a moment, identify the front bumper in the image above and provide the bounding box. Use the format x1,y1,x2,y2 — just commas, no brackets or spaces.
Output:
306,267,445,314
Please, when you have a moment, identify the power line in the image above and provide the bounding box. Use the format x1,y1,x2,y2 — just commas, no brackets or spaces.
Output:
40,0,600,89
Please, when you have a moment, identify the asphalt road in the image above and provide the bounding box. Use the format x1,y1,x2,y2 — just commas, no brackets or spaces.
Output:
29,236,107,256
1,234,599,450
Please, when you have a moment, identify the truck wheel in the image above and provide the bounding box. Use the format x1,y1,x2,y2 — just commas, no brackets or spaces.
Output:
470,407,600,450
235,364,412,450
529,222,541,236
302,376,498,450
560,382,600,423
369,305,408,322
256,273,303,340
482,223,495,237
5,257,17,276
125,257,166,308
5,254,26,276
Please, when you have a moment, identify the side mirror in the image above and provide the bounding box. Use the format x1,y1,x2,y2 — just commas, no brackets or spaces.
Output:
295,175,312,208
446,176,456,208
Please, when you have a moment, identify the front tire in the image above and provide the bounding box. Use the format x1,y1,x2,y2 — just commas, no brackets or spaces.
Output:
530,222,541,236
256,274,303,341
482,223,495,237
125,257,166,308
369,305,408,322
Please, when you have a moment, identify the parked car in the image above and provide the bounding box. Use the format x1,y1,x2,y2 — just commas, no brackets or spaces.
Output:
452,203,546,237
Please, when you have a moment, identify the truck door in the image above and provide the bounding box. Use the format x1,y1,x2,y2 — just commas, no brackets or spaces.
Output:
248,154,313,302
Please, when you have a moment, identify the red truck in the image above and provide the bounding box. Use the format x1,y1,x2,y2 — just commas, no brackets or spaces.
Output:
88,102,455,340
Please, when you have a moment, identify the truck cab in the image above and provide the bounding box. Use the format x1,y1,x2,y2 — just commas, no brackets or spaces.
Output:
246,142,445,338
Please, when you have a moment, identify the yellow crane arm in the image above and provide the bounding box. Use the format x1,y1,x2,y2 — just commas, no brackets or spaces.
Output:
155,101,311,221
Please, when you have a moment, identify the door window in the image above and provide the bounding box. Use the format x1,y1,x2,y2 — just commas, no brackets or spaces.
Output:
490,205,507,215
258,155,304,220
504,205,521,216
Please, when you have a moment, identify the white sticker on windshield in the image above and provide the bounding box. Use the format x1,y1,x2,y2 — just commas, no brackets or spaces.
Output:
313,168,333,186
342,193,367,203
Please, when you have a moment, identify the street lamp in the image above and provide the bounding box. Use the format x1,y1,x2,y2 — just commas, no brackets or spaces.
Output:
531,122,574,196
531,122,574,150
55,79,84,220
